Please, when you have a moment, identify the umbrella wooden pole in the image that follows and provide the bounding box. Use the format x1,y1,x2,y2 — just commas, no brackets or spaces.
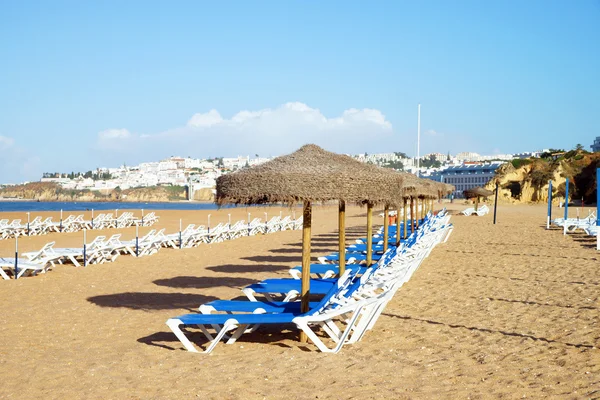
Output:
383,205,389,253
475,196,479,212
366,202,373,266
300,200,312,343
411,197,416,232
402,198,407,241
417,198,421,228
338,200,346,276
396,204,401,246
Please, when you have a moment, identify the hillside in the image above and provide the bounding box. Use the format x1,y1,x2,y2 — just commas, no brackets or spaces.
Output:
485,151,600,204
0,182,191,202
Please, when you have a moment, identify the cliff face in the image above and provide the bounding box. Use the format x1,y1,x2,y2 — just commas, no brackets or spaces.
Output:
0,182,189,202
485,153,600,204
192,188,215,202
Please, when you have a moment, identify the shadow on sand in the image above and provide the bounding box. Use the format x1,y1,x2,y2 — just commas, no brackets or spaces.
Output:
153,276,256,290
87,292,218,312
138,324,310,352
207,263,290,274
383,313,596,350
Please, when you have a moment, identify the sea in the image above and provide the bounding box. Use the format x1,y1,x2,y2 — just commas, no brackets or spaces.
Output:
0,201,244,213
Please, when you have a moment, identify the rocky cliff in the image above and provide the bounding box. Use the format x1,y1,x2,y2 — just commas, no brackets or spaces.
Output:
0,182,191,202
484,152,600,204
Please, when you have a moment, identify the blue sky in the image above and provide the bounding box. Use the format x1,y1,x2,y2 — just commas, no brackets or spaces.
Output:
0,0,598,182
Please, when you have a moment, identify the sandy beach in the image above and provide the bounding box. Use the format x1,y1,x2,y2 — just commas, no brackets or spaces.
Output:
0,203,598,399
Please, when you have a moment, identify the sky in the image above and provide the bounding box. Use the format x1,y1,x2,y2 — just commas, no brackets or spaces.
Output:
0,0,599,183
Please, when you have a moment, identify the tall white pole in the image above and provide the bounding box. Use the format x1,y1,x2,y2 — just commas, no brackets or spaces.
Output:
417,104,421,177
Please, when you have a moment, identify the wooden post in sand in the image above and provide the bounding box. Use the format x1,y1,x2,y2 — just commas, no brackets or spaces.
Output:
546,180,552,229
416,198,420,229
83,229,87,267
14,235,18,279
395,205,401,246
179,219,183,249
411,197,416,231
564,178,569,235
596,170,599,250
493,182,499,225
383,205,389,253
300,201,312,343
402,198,407,241
366,202,373,266
338,200,346,276
135,225,139,257
475,196,479,212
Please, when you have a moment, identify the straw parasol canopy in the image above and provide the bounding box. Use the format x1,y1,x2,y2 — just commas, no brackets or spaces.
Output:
463,187,494,198
442,183,455,195
216,144,406,206
392,173,430,200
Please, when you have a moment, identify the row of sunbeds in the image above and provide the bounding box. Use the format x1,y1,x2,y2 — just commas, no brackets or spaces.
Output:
551,211,597,235
166,210,453,354
461,204,490,216
0,212,160,240
0,214,303,280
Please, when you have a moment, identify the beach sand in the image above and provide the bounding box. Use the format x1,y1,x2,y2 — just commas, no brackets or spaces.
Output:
0,203,598,399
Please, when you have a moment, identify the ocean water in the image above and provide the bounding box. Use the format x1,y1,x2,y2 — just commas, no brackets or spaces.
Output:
0,201,243,213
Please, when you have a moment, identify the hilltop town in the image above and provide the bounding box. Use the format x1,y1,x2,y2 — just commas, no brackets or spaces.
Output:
1,149,540,199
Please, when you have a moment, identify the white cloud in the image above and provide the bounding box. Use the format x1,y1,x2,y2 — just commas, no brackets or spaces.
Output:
187,109,224,128
0,135,15,150
98,128,131,140
424,129,439,137
96,102,395,161
96,129,133,150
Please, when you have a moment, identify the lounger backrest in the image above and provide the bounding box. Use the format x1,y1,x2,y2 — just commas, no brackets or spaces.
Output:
305,269,360,316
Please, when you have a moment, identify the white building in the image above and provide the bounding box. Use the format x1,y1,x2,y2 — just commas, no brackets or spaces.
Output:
158,161,177,171
223,156,249,169
455,152,482,162
423,152,447,162
139,162,160,174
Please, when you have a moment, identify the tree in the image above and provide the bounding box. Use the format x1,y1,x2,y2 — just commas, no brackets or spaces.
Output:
381,160,404,171
420,155,441,169
393,151,408,159
575,144,584,151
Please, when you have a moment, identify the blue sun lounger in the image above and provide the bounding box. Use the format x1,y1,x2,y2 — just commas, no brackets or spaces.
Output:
288,263,368,279
167,296,381,354
167,270,383,353
244,247,399,301
200,269,361,314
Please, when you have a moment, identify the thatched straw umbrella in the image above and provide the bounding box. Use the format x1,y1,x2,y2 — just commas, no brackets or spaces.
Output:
216,144,403,342
464,186,494,211
383,172,428,246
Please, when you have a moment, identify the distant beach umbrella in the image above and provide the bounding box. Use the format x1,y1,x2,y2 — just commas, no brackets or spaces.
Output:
463,187,494,212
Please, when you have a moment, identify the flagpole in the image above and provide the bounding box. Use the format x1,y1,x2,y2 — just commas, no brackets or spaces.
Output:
417,104,421,177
